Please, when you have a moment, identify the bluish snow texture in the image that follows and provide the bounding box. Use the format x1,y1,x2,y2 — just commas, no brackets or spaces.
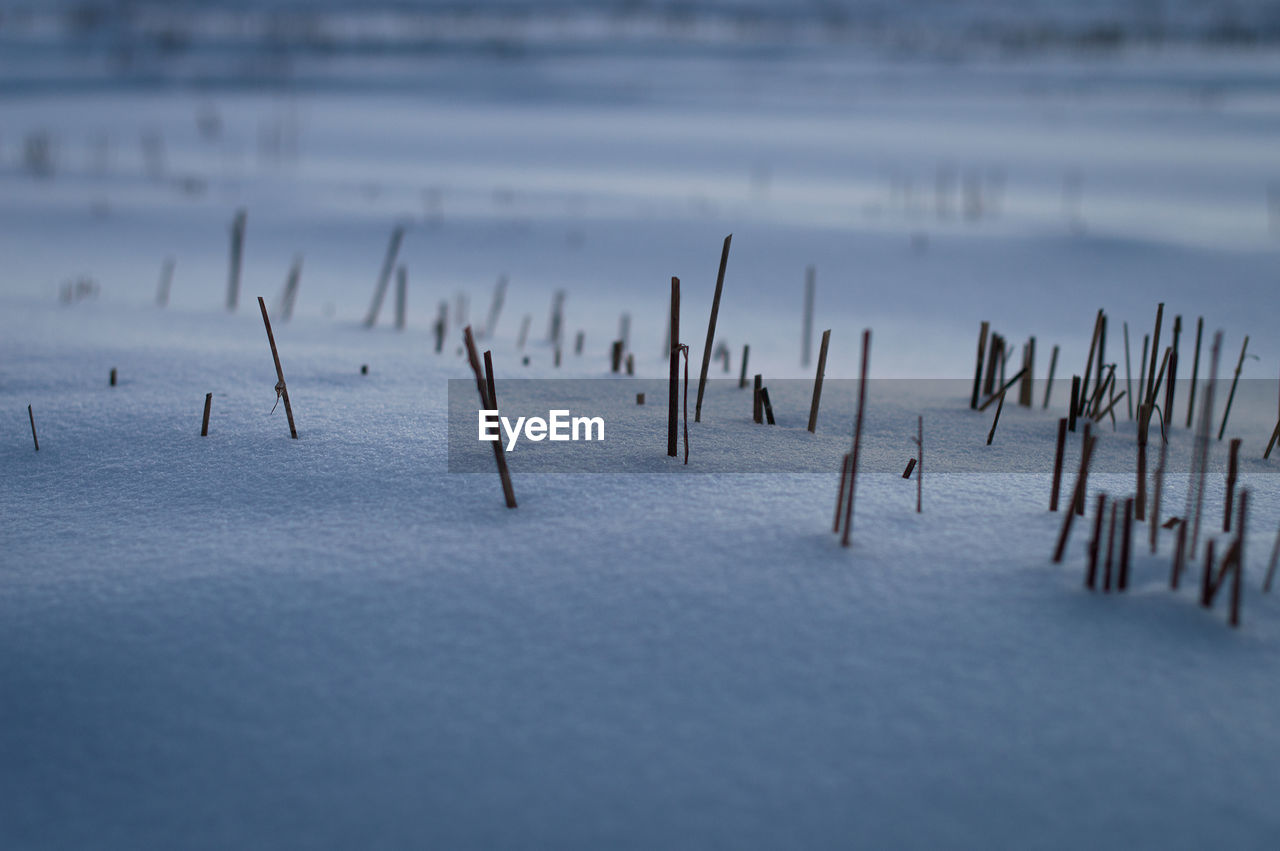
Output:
3,2,1280,848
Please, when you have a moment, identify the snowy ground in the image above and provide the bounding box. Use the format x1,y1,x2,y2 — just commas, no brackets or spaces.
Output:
3,3,1280,848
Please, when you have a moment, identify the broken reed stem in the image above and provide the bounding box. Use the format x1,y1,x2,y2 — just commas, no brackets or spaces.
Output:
1145,303,1164,407
109,367,117,387
1138,334,1149,412
971,321,990,409
1200,539,1216,606
1043,344,1059,409
1186,317,1203,429
281,255,302,321
463,326,516,508
394,266,407,331
1150,433,1167,552
1019,338,1035,407
363,224,405,328
916,415,923,514
834,452,851,533
739,344,750,389
483,350,497,410
1053,429,1097,562
760,387,776,425
435,302,448,353
986,389,1006,445
484,275,507,338
984,334,1002,397
1232,490,1247,626
903,458,917,478
1093,390,1126,424
1168,315,1182,418
1136,403,1150,522
753,374,763,424
667,277,680,458
695,234,732,424
201,392,212,436
1264,523,1280,592
808,329,831,433
1224,438,1240,532
626,353,634,376
611,340,623,373
28,404,38,451
1187,331,1223,561
1267,419,1280,460
1050,417,1068,511
1217,335,1248,441
575,332,584,355
841,329,871,548
1103,500,1118,592
1079,309,1103,415
1171,519,1187,589
1075,423,1092,515
257,297,297,439
977,366,1027,412
516,314,531,350
226,208,246,312
802,265,815,368
1119,498,1133,590
1086,493,1107,588
156,257,174,307
547,290,566,348
1068,375,1080,432
1123,321,1133,420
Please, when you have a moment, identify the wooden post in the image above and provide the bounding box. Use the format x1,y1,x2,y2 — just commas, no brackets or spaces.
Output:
463,326,516,508
667,277,680,457
1086,493,1107,589
390,266,406,331
801,265,815,367
753,374,763,424
695,234,732,423
1224,438,1241,532
841,330,871,548
484,275,507,339
1068,376,1080,432
807,329,831,433
1043,344,1059,409
257,297,297,439
739,344,750,389
201,392,212,436
834,453,851,533
1217,335,1249,441
1050,418,1068,511
1119,498,1134,590
28,404,38,451
156,257,174,307
363,224,405,328
226,208,246,312
483,350,497,411
1054,431,1097,562
1185,317,1203,428
971,321,989,409
760,387,776,425
986,389,1006,445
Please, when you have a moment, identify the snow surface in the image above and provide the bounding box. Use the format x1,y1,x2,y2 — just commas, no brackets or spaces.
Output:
3,3,1280,848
